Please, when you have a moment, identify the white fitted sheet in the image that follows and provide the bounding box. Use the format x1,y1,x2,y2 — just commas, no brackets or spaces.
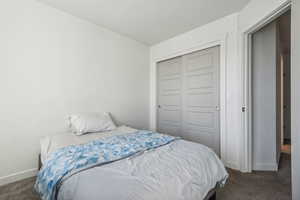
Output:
40,126,137,164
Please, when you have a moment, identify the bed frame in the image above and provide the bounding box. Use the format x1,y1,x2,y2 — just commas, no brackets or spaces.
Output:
38,154,217,200
38,153,42,170
205,189,217,200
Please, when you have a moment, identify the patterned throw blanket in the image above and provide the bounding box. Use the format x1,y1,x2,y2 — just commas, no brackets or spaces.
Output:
35,131,178,200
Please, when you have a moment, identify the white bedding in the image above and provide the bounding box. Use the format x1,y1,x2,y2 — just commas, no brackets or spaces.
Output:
58,139,228,200
40,126,228,200
40,126,137,164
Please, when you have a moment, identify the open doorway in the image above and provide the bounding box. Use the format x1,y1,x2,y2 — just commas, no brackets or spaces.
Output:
277,11,291,156
251,10,291,172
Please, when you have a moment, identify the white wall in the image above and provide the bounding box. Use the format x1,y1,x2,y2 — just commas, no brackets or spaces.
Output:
150,13,242,170
238,0,289,32
291,0,300,199
0,0,149,185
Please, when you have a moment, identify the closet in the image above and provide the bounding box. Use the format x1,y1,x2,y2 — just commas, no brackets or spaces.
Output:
157,46,220,155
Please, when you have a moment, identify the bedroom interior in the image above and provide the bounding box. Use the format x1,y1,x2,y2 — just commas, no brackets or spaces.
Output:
0,0,299,200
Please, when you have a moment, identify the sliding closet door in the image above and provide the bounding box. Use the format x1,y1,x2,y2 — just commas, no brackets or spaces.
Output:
182,46,220,155
157,57,182,137
157,46,220,155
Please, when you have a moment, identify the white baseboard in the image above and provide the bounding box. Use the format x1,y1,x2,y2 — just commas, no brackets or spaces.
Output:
223,160,240,170
0,168,38,187
253,162,278,171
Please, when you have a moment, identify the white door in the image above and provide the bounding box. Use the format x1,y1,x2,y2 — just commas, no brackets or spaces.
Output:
157,57,182,137
157,46,220,155
252,21,277,171
182,47,220,155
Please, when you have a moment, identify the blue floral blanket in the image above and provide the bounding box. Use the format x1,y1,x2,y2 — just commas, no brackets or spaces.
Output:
35,131,177,200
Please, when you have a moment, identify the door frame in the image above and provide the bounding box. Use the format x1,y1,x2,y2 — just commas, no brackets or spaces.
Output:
242,1,291,172
153,38,227,162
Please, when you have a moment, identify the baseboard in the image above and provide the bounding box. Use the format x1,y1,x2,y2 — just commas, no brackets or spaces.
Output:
0,168,38,187
253,162,278,171
223,160,240,170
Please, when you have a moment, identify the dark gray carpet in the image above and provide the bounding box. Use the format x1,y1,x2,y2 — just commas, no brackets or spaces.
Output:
217,153,291,200
0,154,291,200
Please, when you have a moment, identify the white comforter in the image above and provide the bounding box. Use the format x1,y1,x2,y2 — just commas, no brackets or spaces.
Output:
40,126,228,200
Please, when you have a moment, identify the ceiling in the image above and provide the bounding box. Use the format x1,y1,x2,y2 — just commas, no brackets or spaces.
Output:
39,0,250,45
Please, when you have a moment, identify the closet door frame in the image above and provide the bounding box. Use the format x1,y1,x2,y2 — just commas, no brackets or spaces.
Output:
154,39,227,162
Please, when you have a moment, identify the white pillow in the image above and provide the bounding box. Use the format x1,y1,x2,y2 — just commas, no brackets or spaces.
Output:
68,112,116,135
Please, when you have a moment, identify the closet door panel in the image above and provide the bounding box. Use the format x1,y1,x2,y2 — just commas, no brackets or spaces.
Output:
157,57,182,137
186,111,215,128
182,46,220,155
186,92,215,107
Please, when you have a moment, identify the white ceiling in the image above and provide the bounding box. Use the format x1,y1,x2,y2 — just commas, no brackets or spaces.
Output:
39,0,250,45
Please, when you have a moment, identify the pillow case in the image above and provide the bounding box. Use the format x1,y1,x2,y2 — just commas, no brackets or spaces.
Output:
68,112,116,135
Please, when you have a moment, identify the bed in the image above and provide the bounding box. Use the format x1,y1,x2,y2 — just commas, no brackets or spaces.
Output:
36,126,228,200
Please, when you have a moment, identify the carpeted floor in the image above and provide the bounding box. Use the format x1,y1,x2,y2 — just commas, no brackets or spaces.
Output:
0,154,291,200
217,153,291,200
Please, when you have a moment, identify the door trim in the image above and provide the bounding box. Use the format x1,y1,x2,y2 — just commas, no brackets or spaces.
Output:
153,38,228,164
241,1,291,172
